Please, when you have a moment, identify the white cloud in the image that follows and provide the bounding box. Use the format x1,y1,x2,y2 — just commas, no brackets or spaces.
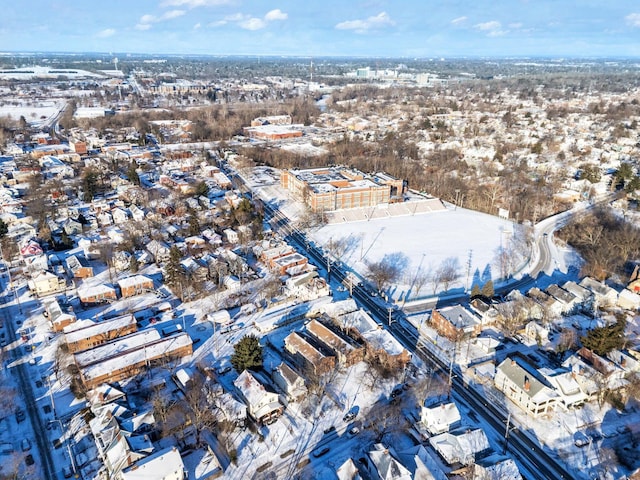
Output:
451,16,467,25
161,0,233,7
193,22,201,29
136,9,186,29
96,28,116,38
626,13,640,27
163,9,186,20
239,17,266,30
210,10,287,30
474,20,508,36
475,20,501,31
265,9,287,21
508,22,523,29
335,11,395,33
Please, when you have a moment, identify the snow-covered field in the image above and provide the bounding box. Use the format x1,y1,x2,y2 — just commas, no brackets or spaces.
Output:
0,99,65,126
311,207,519,300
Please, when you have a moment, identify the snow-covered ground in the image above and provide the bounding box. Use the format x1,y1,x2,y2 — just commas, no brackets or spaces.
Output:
0,99,65,127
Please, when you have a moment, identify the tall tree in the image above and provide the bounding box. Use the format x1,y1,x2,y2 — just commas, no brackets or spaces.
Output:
230,334,263,373
164,246,184,287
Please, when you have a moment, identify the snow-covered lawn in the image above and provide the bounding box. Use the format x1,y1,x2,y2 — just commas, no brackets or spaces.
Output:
311,206,520,301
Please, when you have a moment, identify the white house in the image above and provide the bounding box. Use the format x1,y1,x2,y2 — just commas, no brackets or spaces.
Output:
272,362,307,403
429,429,490,466
420,402,461,435
233,370,283,425
494,357,559,418
120,446,185,480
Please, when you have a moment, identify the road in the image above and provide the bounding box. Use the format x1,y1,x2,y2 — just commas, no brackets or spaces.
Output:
0,276,57,480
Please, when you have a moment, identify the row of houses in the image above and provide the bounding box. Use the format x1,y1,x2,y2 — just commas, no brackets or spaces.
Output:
494,346,637,418
431,276,640,342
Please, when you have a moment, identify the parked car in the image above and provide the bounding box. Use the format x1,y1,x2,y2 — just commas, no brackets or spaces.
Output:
312,446,330,458
21,439,31,451
348,427,360,438
25,454,34,466
15,409,26,423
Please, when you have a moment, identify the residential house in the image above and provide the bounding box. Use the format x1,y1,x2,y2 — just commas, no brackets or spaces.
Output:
271,252,309,276
233,370,283,425
429,428,490,466
546,284,578,314
111,207,130,225
78,284,118,305
62,218,83,236
146,240,172,263
494,357,559,418
617,288,640,310
473,456,523,480
524,321,550,345
336,309,410,369
420,402,461,435
130,205,146,222
607,349,640,373
27,270,66,296
562,348,629,398
284,331,336,376
541,369,588,410
66,254,94,278
430,305,482,340
366,444,412,480
271,362,308,403
44,298,76,332
579,277,618,308
305,318,364,366
120,446,185,480
223,228,239,244
561,280,592,308
118,275,154,298
285,271,330,301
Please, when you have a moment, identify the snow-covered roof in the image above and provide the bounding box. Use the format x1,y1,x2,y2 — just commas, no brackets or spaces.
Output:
121,446,184,480
64,314,135,346
74,329,162,368
80,333,192,383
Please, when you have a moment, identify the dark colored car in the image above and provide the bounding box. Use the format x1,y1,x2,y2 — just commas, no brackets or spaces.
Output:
25,454,35,466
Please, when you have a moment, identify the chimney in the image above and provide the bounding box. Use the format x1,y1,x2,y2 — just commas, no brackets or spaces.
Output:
524,376,530,392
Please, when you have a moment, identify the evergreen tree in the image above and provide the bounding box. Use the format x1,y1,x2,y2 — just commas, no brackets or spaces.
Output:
164,246,183,286
127,162,141,186
231,334,263,373
581,316,627,356
129,254,139,273
481,280,495,298
82,169,99,202
187,213,201,236
470,284,481,298
0,218,9,238
194,181,209,197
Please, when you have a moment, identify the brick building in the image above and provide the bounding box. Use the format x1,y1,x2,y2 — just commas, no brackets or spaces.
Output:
280,167,404,213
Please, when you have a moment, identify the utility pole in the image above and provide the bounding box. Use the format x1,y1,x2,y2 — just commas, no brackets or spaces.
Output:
503,412,512,454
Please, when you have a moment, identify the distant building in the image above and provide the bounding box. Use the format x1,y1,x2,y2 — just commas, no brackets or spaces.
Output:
280,167,404,213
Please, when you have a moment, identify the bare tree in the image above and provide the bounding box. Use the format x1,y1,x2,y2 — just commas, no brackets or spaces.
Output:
365,252,409,292
433,257,461,292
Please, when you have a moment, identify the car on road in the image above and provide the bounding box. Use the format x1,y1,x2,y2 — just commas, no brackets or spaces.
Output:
63,466,73,478
15,409,25,423
343,412,357,422
312,446,330,458
323,425,336,435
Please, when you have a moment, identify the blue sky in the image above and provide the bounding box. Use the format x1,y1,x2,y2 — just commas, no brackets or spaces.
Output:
2,1,640,57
